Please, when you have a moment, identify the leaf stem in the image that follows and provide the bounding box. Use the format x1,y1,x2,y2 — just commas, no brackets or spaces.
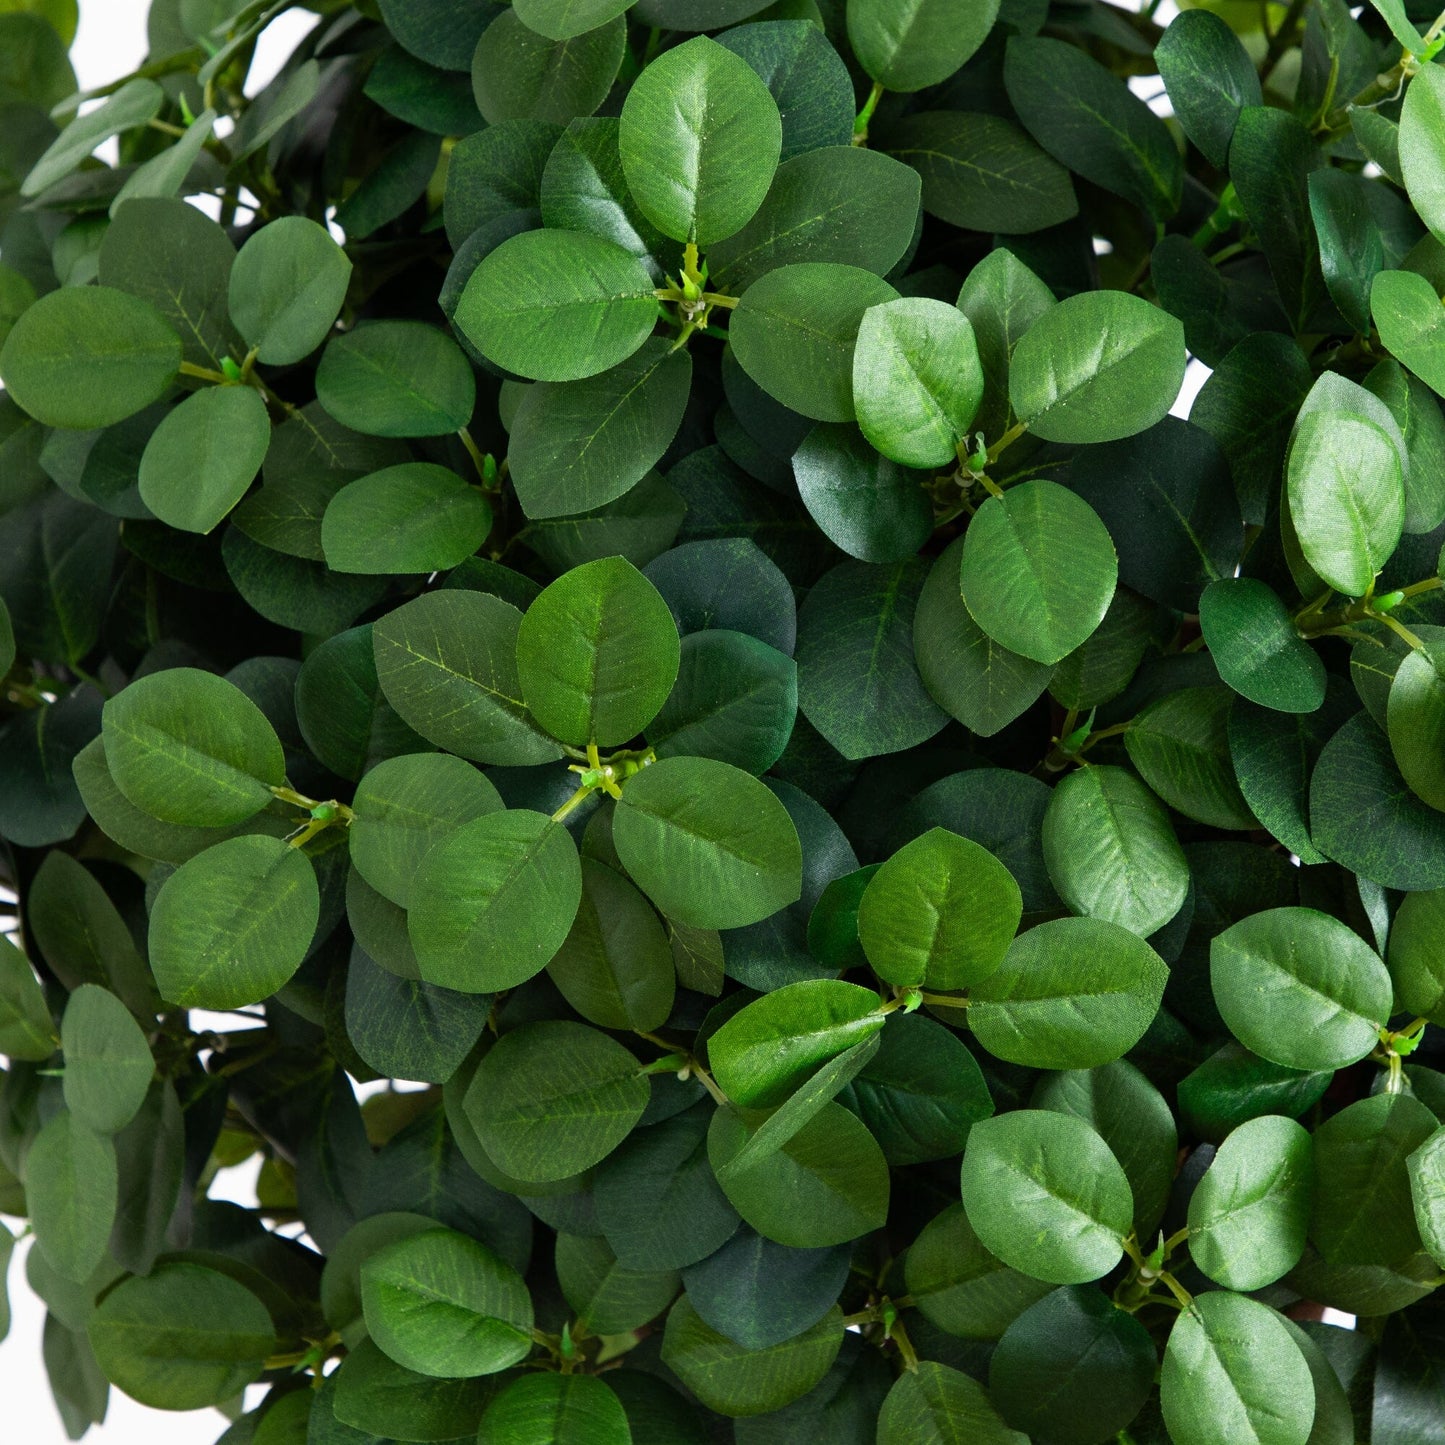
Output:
852,81,885,146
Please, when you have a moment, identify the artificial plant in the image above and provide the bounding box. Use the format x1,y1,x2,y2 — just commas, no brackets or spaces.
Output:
2,0,1445,1440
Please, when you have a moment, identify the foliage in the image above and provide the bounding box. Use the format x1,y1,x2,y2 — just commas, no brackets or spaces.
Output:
3,0,1445,1440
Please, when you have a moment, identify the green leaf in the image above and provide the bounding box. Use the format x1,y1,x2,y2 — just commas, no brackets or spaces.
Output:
612,756,803,928
647,629,797,774
463,1019,650,1181
102,667,285,827
1286,409,1404,597
1401,62,1445,245
1210,906,1393,1071
516,555,680,746
1372,268,1445,400
28,1112,117,1284
0,285,181,430
1387,645,1445,810
1008,290,1186,444
1200,578,1327,714
662,1295,842,1418
857,826,1021,989
88,1262,275,1410
1124,685,1256,831
322,464,491,575
547,858,675,1031
709,1100,888,1248
848,0,997,91
969,916,1169,1070
959,480,1118,666
882,112,1077,235
455,229,657,383
332,1338,493,1441
851,297,983,469
1407,1127,1445,1268
471,9,624,126
1041,765,1188,938
960,1110,1132,1285
905,1202,1053,1339
556,1232,681,1335
513,0,631,40
229,217,352,366
1311,710,1445,891
149,835,320,1009
707,978,885,1107
1160,1292,1314,1445
373,590,560,766
0,933,56,1060
1388,887,1445,1026
350,753,503,909
22,77,163,196
316,323,477,438
619,35,782,246
375,0,497,68
1310,169,1385,335
1187,1115,1314,1291
1311,1093,1437,1268
409,809,582,992
361,1226,532,1378
137,384,271,535
731,263,898,423
708,146,921,294
1366,357,1445,533
878,1361,1027,1445
1179,1043,1333,1147
791,423,932,564
509,340,691,519
1156,9,1262,167
60,985,152,1135
478,1372,631,1445
989,1285,1157,1445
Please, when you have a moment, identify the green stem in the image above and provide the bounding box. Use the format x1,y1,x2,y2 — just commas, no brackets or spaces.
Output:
179,361,228,384
986,419,1027,464
852,81,885,146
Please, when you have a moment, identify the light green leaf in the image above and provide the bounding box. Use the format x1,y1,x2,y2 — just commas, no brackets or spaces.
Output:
707,978,885,1107
1387,887,1445,1026
612,756,803,928
515,556,680,746
1408,1127,1445,1268
1371,268,1445,399
879,1360,1026,1445
1199,578,1327,713
28,1112,117,1284
619,35,782,246
852,297,983,469
0,286,181,430
373,590,561,766
478,1373,632,1445
1041,765,1188,938
361,1226,532,1378
22,78,163,196
1210,907,1393,1071
60,985,153,1135
102,668,285,827
349,753,504,908
730,262,899,422
463,1019,650,1181
315,323,476,440
1008,290,1186,444
88,1262,274,1410
228,217,353,366
848,0,999,91
513,0,632,40
960,1110,1132,1285
1188,1115,1314,1290
857,826,1021,989
969,916,1169,1069
1160,1293,1313,1445
456,229,657,383
1387,645,1445,811
1286,409,1404,596
148,835,320,1009
409,809,582,992
138,384,271,534
322,464,491,575
1401,61,1445,244
959,480,1118,666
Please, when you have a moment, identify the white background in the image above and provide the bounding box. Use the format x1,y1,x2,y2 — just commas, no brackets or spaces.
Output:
0,1,1212,1440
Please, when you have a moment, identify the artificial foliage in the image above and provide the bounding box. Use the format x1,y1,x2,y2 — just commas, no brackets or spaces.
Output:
4,0,1445,1441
